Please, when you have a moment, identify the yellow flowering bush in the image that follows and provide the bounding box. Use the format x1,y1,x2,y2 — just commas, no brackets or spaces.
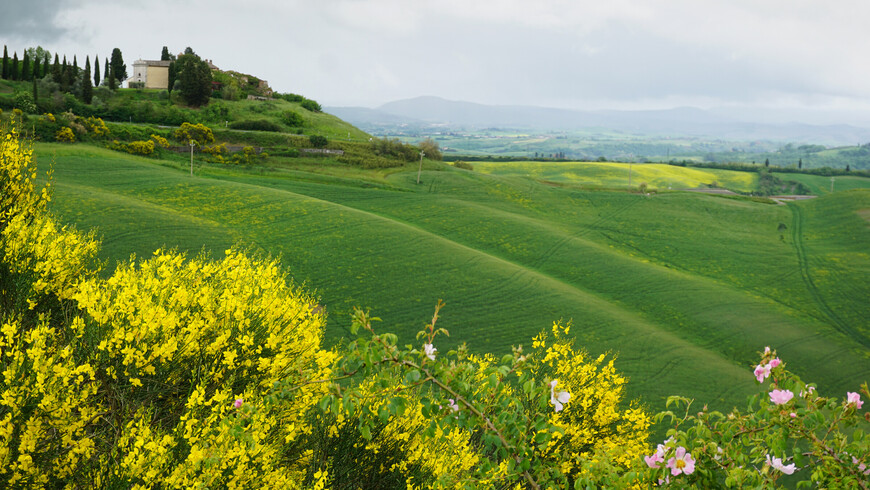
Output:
2,211,100,301
322,306,652,488
532,322,650,481
124,140,155,156
0,122,49,227
149,134,170,148
54,127,75,143
305,372,481,488
201,142,228,163
0,122,336,487
172,122,214,146
84,116,110,137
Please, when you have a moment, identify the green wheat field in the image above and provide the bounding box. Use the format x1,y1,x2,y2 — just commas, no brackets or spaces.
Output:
39,145,870,413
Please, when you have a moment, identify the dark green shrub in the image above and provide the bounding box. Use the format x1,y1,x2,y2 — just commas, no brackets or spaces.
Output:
452,160,473,171
309,135,328,148
300,99,321,112
279,93,304,103
418,138,442,161
371,138,417,162
282,110,304,127
31,117,61,141
13,92,37,113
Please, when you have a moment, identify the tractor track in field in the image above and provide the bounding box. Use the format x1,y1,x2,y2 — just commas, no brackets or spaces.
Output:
789,204,869,348
531,198,642,269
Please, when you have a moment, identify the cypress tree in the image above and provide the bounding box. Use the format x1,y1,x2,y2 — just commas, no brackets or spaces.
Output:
2,45,7,79
93,55,100,86
103,58,109,82
11,52,18,81
108,65,116,90
73,55,78,75
82,56,93,104
61,55,69,91
21,52,30,81
110,48,127,84
43,53,50,78
167,61,176,94
161,46,171,61
52,54,61,82
32,56,40,81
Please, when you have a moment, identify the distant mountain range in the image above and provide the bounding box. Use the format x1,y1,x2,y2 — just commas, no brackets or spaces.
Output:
327,96,870,146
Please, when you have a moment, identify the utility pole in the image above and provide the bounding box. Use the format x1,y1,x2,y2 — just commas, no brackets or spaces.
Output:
417,150,425,185
628,162,632,188
190,140,195,177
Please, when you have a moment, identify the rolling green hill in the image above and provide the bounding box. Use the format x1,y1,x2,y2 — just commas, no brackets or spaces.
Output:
38,142,870,415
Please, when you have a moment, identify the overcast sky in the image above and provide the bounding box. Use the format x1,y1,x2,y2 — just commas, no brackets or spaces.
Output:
3,0,869,121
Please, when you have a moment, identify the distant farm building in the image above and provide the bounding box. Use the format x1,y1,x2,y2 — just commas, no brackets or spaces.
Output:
129,60,170,89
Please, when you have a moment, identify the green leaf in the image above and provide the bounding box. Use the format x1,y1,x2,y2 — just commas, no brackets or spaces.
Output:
360,424,372,441
404,369,421,385
378,405,390,424
389,396,407,416
318,395,332,412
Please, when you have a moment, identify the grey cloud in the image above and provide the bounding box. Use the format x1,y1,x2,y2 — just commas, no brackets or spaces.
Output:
0,0,79,43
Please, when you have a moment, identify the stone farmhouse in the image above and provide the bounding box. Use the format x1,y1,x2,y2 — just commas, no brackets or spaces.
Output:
129,59,170,89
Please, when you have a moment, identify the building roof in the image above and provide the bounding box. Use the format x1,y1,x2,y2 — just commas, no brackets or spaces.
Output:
134,59,172,67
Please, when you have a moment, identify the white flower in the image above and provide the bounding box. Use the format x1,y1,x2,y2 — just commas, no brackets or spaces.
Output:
549,379,571,412
766,454,798,475
423,343,436,361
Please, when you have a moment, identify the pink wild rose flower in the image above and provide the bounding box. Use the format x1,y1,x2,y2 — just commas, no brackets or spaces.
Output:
233,398,243,409
667,447,695,476
754,363,772,383
769,389,794,405
644,447,665,468
846,392,864,409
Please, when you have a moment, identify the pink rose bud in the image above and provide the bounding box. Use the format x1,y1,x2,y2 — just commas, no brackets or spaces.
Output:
234,398,243,408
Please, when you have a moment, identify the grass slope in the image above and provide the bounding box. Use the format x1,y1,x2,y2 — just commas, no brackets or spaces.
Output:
40,144,870,413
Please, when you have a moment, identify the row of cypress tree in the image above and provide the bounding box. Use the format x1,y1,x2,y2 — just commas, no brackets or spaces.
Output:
2,45,128,104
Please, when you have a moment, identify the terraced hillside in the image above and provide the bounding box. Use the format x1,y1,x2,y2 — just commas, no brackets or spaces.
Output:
40,144,870,412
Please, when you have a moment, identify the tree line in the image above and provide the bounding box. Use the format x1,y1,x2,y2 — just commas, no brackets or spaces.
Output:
2,44,129,108
2,44,217,109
